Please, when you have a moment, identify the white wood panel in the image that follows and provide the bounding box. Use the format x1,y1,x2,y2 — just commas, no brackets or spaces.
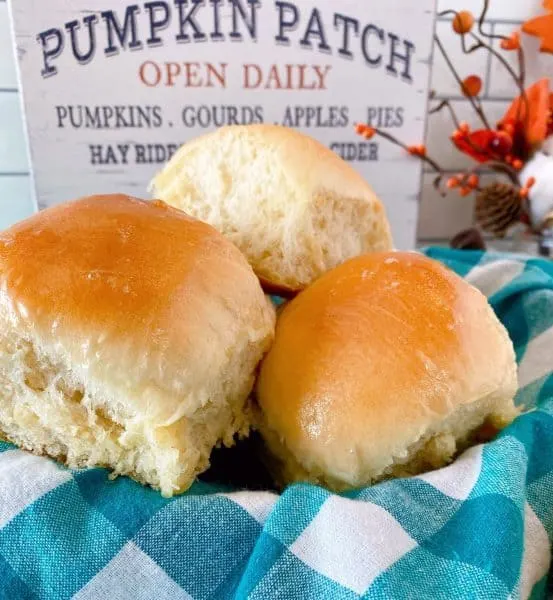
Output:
437,0,543,21
418,172,474,240
0,0,35,228
0,175,35,228
0,92,30,172
0,1,18,88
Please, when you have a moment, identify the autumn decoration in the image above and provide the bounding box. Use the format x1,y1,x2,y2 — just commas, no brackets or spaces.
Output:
355,0,553,249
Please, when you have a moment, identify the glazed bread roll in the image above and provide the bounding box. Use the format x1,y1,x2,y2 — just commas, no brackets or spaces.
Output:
0,195,275,496
150,125,393,293
256,252,519,491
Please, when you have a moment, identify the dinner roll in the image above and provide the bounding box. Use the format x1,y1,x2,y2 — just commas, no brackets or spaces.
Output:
0,195,275,496
150,125,393,293
256,252,518,491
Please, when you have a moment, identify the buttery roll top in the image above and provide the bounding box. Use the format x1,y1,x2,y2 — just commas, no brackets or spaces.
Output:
0,194,275,496
255,251,518,491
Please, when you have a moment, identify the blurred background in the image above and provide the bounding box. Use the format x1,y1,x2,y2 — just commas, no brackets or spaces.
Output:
0,0,551,243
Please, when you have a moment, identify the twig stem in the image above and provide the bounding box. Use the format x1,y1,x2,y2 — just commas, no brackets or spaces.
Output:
373,129,443,173
429,99,462,130
434,35,491,129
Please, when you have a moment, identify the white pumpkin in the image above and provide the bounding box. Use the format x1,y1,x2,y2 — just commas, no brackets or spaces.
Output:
519,150,553,228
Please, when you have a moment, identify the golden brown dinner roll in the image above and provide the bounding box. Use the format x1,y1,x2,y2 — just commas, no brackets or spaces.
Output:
150,125,393,293
255,252,518,491
0,195,275,496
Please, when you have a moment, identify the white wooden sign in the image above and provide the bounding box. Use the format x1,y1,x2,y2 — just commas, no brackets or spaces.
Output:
9,0,436,249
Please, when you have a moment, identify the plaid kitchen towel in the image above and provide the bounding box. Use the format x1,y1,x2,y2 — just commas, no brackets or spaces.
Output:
0,248,552,600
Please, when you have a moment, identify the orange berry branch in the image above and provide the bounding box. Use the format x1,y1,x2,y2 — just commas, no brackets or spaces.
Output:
354,0,553,240
354,124,442,173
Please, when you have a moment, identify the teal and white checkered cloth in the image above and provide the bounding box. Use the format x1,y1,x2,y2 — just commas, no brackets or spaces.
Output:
0,248,552,599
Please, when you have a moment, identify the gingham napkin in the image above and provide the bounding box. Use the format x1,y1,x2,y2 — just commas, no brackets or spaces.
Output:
0,248,552,600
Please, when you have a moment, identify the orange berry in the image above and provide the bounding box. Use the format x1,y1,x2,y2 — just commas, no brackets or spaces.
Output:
355,123,377,140
459,187,472,197
363,128,376,140
452,11,474,35
467,174,479,188
447,176,460,189
452,130,463,141
500,31,520,51
519,188,529,199
459,121,470,134
461,75,482,97
512,159,523,170
407,145,426,156
526,176,536,189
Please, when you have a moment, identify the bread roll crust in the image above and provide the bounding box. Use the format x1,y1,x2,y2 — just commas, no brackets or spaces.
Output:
0,195,276,495
150,124,393,290
256,252,518,490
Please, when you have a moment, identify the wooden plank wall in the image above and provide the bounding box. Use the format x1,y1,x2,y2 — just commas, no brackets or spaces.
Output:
0,0,35,229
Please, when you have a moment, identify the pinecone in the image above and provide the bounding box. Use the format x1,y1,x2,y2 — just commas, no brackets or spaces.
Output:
475,182,522,237
450,228,486,250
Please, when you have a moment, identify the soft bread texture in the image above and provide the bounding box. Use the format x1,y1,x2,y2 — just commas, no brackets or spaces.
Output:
0,195,275,496
150,125,393,291
256,252,519,491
